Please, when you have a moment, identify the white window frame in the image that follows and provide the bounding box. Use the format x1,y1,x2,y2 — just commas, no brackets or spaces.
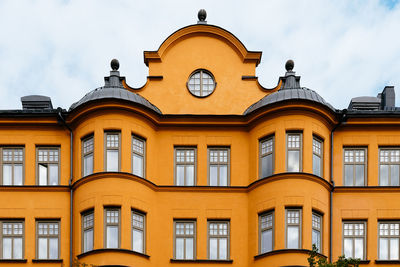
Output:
285,208,302,249
312,137,323,177
343,148,367,186
259,136,274,178
82,136,94,177
342,221,366,260
174,220,196,260
174,147,196,186
0,147,24,185
286,133,302,172
36,147,60,186
259,211,274,254
208,220,229,260
104,132,120,172
82,210,94,253
379,148,400,186
36,220,60,260
312,212,322,253
104,208,120,249
208,147,230,186
132,210,146,254
378,221,400,260
0,220,24,259
132,135,146,178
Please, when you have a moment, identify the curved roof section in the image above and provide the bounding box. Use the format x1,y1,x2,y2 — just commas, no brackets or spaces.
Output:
243,87,336,115
144,24,262,66
69,86,162,114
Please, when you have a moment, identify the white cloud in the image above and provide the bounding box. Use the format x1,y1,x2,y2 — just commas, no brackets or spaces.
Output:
0,0,399,110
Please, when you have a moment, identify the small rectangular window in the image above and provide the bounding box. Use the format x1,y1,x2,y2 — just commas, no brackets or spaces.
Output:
105,132,120,172
208,148,229,186
37,147,60,185
175,148,196,186
343,148,366,186
286,209,301,249
174,220,195,260
378,221,400,260
260,137,274,178
343,221,366,260
379,149,400,186
132,211,145,253
82,136,94,177
104,208,120,248
0,221,24,259
1,148,24,185
287,133,302,172
312,137,323,177
82,211,94,253
208,221,229,260
259,211,274,254
132,136,145,178
312,212,322,253
36,221,59,259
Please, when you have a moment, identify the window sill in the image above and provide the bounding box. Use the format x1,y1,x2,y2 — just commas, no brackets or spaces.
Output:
0,259,27,263
77,248,150,259
170,259,233,263
32,259,63,263
254,249,327,260
375,260,400,264
358,260,370,264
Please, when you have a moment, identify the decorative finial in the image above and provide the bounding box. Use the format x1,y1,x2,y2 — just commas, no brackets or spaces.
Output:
198,9,207,23
111,59,119,71
285,59,294,72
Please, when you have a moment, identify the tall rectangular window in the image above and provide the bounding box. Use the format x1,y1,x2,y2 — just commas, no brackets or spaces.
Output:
379,149,400,186
37,148,59,185
344,148,366,186
175,148,196,186
105,132,120,172
208,221,229,260
104,208,119,248
174,220,195,260
82,136,94,177
132,211,145,253
378,222,400,260
312,212,322,253
132,136,145,178
259,211,274,254
36,221,59,259
343,221,366,260
260,137,274,178
287,133,302,172
0,221,23,259
82,211,94,253
1,148,23,185
286,209,301,249
208,148,229,186
312,137,323,177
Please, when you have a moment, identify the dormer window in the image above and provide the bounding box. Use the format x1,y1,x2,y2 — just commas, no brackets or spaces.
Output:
187,69,216,97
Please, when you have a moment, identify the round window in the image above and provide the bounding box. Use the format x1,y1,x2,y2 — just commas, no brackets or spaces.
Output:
187,69,216,97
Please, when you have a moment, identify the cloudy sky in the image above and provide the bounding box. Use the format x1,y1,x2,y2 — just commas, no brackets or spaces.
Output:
0,0,399,110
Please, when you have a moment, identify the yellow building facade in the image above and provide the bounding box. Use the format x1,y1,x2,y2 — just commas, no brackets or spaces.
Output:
1,9,399,267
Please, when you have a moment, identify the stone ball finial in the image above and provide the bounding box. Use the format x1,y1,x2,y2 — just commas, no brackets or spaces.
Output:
285,59,294,72
198,9,207,21
111,59,119,71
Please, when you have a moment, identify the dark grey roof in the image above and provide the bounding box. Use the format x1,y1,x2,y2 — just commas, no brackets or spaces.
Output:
69,86,162,114
243,87,336,115
21,95,53,110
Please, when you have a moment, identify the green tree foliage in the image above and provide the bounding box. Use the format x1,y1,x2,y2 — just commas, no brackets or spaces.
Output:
308,244,360,267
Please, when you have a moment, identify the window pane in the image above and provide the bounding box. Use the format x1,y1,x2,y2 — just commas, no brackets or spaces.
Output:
219,166,228,186
261,229,272,253
288,151,299,172
313,154,321,176
219,238,227,260
380,165,389,186
106,150,119,171
133,229,144,253
133,154,143,177
39,164,48,185
355,165,364,186
185,238,194,259
379,238,388,259
209,238,217,259
106,226,118,248
287,226,299,249
176,166,185,186
38,238,48,259
84,229,93,252
344,165,353,186
186,166,194,186
312,229,321,252
49,238,58,259
210,166,218,186
391,165,399,186
354,238,364,259
261,154,273,177
84,155,93,176
13,237,22,259
14,164,23,185
2,238,11,259
390,238,399,260
344,238,353,258
49,165,58,185
2,165,12,185
176,238,184,259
